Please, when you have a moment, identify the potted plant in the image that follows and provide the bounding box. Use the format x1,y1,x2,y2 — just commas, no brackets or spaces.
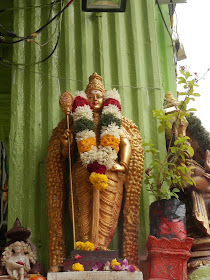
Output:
144,69,199,279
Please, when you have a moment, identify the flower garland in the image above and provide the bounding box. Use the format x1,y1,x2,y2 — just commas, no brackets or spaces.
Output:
72,89,121,191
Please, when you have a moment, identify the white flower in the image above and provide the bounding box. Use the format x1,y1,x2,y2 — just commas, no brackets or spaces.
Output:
72,105,93,121
80,146,97,166
73,91,87,99
97,146,118,169
101,123,121,140
102,104,121,119
76,129,96,142
103,89,121,103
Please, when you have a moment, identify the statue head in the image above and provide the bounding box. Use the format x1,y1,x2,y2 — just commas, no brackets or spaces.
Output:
12,241,22,254
85,72,106,113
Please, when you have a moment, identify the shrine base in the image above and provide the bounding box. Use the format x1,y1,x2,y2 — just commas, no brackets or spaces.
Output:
47,271,143,280
147,235,193,280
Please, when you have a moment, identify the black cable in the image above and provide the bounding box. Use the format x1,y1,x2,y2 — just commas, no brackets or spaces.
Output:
41,31,61,63
0,0,60,40
156,0,173,43
0,0,74,44
0,23,61,65
0,1,63,13
48,0,59,22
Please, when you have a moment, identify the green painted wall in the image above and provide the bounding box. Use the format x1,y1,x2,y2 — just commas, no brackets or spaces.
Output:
0,0,13,156
2,0,176,269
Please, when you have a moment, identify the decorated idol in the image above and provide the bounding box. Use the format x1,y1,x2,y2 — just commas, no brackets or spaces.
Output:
46,73,144,272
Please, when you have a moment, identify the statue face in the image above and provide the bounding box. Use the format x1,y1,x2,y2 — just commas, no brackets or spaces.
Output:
87,90,103,113
13,242,21,253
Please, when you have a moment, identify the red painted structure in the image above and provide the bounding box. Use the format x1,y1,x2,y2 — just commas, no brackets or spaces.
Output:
147,236,193,280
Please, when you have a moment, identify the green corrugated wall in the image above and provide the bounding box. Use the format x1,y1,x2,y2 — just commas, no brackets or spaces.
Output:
5,0,176,269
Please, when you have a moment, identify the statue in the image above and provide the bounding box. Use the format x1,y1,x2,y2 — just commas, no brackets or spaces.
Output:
0,218,46,277
1,241,36,280
46,72,144,272
171,113,210,269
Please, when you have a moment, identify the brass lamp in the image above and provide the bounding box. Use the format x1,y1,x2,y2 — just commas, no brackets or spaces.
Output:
82,0,127,12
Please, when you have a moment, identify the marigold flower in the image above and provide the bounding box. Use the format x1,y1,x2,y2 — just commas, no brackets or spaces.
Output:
72,262,84,271
83,241,94,251
75,241,85,250
111,258,120,270
89,172,108,191
100,134,120,153
77,137,96,154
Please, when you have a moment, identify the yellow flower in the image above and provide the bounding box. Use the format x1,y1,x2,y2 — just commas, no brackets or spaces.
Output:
75,241,84,250
72,262,84,271
100,134,120,153
111,258,120,270
89,172,108,191
83,241,94,251
77,137,96,154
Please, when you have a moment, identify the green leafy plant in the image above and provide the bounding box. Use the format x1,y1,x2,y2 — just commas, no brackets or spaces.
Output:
143,69,200,200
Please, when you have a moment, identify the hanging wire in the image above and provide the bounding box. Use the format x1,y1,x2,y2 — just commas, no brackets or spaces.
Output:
0,0,74,44
0,1,64,13
48,0,59,21
0,61,163,92
198,68,210,82
156,0,173,43
0,0,66,65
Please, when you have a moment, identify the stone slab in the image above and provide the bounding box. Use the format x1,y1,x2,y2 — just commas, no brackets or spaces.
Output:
47,271,143,280
64,251,120,271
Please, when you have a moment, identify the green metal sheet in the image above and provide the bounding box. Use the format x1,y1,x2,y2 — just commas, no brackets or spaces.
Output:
4,0,176,269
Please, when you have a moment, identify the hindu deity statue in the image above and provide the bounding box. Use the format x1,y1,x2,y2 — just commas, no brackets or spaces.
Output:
46,73,144,272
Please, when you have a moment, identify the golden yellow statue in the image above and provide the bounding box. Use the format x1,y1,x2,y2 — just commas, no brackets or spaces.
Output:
46,73,144,272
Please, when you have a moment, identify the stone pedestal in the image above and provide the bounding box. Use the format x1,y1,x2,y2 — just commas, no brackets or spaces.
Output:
47,271,143,280
63,250,119,271
147,235,193,280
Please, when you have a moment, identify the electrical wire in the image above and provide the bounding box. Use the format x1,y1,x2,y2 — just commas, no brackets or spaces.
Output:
0,61,163,91
48,0,59,22
156,0,173,43
198,68,210,82
0,0,65,13
30,18,60,47
0,0,74,44
0,2,63,65
28,0,62,47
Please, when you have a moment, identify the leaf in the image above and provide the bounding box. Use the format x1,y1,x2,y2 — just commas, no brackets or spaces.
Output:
178,92,187,96
172,192,179,199
187,146,194,157
158,125,166,134
180,153,185,162
178,77,187,84
192,93,200,97
185,71,192,79
187,108,197,112
172,188,180,193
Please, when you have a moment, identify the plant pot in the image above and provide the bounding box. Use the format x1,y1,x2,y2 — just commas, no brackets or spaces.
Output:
149,197,187,240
